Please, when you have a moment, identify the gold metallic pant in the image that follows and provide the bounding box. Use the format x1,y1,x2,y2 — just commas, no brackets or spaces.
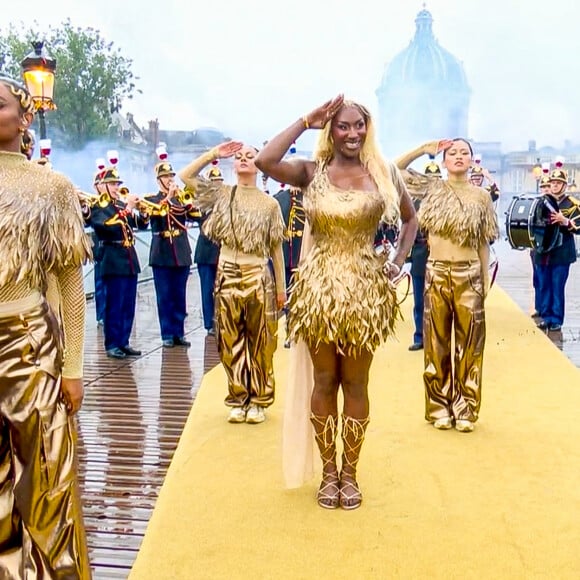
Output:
215,260,277,408
0,302,91,579
423,260,486,423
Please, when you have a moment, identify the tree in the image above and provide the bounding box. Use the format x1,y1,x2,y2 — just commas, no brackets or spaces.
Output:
0,19,141,148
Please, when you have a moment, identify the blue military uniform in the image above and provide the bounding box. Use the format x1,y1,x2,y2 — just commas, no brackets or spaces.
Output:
534,168,580,330
145,161,199,347
84,167,149,358
274,187,305,291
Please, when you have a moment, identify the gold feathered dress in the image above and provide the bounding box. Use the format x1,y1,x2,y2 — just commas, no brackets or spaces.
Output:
288,164,400,355
418,180,499,424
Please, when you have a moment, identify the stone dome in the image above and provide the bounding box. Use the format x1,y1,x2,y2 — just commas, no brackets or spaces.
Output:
378,9,470,92
375,8,471,156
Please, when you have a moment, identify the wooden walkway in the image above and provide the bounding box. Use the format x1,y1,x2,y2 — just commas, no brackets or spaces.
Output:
78,240,580,579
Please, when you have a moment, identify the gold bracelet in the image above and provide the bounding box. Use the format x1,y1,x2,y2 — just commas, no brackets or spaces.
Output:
302,115,310,130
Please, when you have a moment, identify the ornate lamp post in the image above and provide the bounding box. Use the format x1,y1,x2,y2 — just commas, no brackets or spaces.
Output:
20,41,57,142
531,157,542,193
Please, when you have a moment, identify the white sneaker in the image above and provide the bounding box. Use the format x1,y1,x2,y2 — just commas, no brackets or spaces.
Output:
227,407,246,423
433,417,453,430
245,404,265,424
455,419,474,433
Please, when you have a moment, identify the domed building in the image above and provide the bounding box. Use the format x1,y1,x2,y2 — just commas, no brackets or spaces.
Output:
376,8,471,157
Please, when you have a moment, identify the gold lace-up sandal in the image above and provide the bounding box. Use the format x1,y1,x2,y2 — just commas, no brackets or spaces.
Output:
339,415,370,510
310,414,340,509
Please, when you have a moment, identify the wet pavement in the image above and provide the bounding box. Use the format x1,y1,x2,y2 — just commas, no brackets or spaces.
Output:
78,239,580,579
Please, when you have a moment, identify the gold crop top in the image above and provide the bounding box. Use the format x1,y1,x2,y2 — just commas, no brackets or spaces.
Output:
418,180,499,249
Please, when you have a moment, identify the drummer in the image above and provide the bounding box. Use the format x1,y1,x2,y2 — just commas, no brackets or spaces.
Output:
534,166,580,331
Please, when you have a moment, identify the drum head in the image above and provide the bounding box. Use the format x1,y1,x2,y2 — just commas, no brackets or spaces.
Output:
506,196,536,250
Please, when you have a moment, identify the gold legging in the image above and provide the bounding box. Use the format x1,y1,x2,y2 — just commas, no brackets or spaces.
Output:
423,260,486,423
0,301,90,579
215,260,278,408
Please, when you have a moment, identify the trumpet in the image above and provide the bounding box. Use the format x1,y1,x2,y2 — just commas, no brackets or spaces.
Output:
137,197,168,216
77,190,110,209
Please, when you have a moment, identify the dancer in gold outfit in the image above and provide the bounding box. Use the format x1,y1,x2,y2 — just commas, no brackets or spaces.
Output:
178,142,286,425
418,138,499,433
255,95,417,509
0,77,91,577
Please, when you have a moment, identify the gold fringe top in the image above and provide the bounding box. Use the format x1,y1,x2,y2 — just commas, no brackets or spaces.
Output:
0,151,92,378
193,177,286,256
418,180,499,249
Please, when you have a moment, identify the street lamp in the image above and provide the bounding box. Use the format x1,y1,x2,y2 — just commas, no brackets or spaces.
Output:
20,41,57,142
531,157,542,193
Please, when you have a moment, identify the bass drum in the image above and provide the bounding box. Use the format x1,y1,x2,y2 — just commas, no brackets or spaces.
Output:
505,194,561,253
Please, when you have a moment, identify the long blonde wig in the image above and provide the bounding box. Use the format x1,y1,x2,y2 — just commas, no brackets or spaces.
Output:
313,101,400,224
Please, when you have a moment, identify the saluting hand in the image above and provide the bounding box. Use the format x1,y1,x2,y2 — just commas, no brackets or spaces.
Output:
214,140,244,159
303,94,345,129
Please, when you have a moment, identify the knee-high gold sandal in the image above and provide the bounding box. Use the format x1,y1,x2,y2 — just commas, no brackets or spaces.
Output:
310,414,340,509
339,415,370,510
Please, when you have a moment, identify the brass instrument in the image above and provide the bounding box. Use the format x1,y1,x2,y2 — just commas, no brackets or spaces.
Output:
177,187,195,205
137,197,168,216
77,190,110,209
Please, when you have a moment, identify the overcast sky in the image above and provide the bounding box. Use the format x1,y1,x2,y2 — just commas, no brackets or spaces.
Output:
3,0,578,153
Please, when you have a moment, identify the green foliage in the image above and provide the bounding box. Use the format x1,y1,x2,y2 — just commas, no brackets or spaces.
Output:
0,19,140,148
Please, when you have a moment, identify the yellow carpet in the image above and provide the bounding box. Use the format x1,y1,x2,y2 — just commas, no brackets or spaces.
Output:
129,286,580,579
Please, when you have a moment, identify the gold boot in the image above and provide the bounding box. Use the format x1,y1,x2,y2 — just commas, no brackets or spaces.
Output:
339,415,370,510
310,414,340,509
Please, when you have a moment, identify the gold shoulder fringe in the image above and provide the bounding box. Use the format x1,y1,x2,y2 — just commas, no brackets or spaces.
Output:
418,180,499,249
0,165,92,290
202,185,286,256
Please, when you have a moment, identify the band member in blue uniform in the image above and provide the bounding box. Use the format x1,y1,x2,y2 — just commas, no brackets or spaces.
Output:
91,162,107,326
469,165,500,202
84,167,149,358
274,185,305,294
535,167,580,331
143,161,198,347
193,166,222,336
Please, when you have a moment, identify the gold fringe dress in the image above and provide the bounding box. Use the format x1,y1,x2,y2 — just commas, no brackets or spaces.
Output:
418,180,499,423
0,151,92,578
288,164,400,355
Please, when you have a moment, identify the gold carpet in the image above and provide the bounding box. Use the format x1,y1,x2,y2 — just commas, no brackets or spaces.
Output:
129,286,580,579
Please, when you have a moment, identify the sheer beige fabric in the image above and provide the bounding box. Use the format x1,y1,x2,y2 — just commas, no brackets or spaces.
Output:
282,219,319,488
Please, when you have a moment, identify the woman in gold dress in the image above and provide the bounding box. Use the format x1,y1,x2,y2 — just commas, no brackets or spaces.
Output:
0,76,91,577
255,95,417,510
178,142,286,425
418,138,499,433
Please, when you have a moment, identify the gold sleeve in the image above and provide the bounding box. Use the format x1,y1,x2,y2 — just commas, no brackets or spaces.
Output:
177,149,218,189
271,243,286,296
57,265,86,379
47,173,91,379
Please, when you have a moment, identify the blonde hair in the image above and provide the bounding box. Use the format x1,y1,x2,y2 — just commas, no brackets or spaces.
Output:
313,101,400,224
